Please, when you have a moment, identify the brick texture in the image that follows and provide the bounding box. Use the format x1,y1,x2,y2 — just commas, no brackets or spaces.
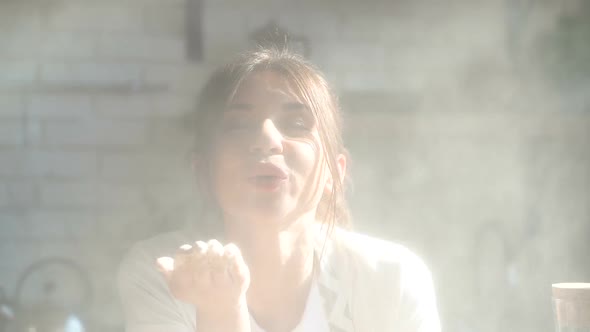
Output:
0,94,24,118
0,121,24,145
0,1,588,332
97,34,185,61
46,3,143,32
40,62,142,86
40,182,97,208
44,120,147,146
28,94,92,118
0,62,37,86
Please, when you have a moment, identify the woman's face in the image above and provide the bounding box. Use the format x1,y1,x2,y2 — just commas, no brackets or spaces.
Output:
209,70,330,227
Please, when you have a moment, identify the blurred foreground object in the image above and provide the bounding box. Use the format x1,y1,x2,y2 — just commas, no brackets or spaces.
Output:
552,283,590,332
8,258,91,332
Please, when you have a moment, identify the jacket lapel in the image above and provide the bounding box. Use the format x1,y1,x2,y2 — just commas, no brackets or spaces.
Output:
315,227,355,332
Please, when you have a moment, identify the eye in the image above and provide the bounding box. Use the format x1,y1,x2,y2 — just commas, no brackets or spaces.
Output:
291,117,309,129
278,116,313,136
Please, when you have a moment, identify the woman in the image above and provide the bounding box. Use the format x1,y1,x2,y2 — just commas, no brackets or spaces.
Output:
118,48,441,332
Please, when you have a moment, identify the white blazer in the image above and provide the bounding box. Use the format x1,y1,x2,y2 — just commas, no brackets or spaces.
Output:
118,226,441,332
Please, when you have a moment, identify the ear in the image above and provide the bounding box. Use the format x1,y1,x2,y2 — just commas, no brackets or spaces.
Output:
324,153,347,194
335,153,347,185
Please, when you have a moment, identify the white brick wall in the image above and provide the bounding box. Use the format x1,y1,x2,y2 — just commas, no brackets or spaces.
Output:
43,120,147,146
28,94,93,118
29,210,68,239
94,95,153,118
29,151,97,178
0,184,7,207
95,94,196,118
0,94,24,117
0,31,40,58
24,120,44,146
2,2,195,330
0,150,96,178
143,64,211,92
97,33,185,61
98,183,145,208
0,150,23,176
0,212,32,239
39,31,97,59
40,182,96,208
2,181,37,208
28,210,96,239
40,62,143,86
0,62,37,86
0,121,24,145
0,2,41,31
143,2,185,37
0,1,588,332
100,152,185,180
46,3,144,32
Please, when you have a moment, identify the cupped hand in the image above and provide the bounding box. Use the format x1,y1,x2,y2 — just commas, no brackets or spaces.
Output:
157,240,251,316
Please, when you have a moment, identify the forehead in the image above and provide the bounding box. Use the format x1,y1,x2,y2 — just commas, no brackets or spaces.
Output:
230,70,304,104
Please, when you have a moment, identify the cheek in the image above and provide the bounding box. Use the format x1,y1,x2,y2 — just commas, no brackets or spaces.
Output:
286,139,320,175
212,138,245,167
210,146,242,190
286,138,329,202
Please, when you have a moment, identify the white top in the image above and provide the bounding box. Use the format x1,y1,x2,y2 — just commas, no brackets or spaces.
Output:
250,282,329,332
118,226,441,332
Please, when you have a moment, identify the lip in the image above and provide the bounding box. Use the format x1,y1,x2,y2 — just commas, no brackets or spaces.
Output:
247,163,288,191
248,163,289,179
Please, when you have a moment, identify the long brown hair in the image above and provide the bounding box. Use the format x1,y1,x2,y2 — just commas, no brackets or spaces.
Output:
191,47,351,234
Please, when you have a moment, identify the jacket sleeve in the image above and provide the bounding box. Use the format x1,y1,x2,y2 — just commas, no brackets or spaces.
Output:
117,246,195,332
395,251,441,332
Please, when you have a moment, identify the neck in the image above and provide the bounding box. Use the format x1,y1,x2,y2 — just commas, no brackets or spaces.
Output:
223,211,318,330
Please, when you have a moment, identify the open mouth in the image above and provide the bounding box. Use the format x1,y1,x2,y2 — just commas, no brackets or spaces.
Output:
248,175,287,190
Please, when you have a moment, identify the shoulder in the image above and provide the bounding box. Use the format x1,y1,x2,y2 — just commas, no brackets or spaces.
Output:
117,229,199,298
330,228,437,311
117,230,198,331
117,230,192,294
329,228,440,331
331,228,431,277
120,230,194,267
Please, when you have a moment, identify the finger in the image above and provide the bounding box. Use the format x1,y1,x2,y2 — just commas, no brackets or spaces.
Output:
205,240,229,286
156,256,174,281
224,243,249,286
190,241,209,265
233,261,250,288
223,243,240,260
207,239,225,269
156,255,194,303
189,241,213,285
174,244,195,269
168,267,195,303
207,239,224,257
194,240,208,255
180,243,193,251
223,243,241,281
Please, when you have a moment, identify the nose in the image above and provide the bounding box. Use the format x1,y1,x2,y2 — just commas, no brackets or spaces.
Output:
249,119,283,155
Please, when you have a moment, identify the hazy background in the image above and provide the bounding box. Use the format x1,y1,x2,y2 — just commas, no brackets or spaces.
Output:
1,0,589,331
